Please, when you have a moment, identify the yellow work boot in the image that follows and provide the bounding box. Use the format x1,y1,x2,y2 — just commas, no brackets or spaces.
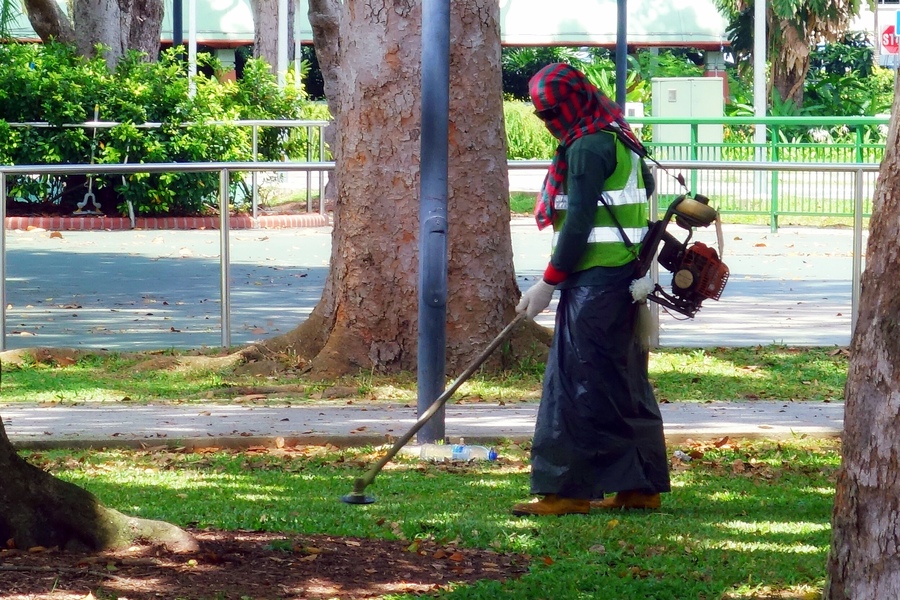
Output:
591,490,661,510
512,494,590,516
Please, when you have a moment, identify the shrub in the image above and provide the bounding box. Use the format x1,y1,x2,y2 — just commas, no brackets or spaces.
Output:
504,101,556,159
0,42,306,217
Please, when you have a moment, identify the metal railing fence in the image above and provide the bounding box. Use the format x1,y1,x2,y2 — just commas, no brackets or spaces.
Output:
0,159,877,351
0,161,332,351
3,115,888,230
5,119,331,218
632,116,887,231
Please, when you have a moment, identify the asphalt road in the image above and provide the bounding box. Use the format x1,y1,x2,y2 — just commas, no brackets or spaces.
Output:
0,218,860,351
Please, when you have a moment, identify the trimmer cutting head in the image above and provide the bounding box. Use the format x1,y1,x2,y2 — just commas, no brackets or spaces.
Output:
341,477,376,504
341,492,376,505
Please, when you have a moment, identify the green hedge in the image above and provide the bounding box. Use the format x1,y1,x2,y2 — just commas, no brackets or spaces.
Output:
0,42,305,216
504,101,556,159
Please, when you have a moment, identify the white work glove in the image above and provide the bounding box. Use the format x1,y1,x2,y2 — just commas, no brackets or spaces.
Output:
516,280,555,319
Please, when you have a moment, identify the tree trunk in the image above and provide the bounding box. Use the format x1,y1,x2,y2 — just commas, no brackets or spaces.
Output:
0,412,196,553
125,0,164,60
825,73,900,597
73,0,162,66
262,0,549,377
252,0,295,73
770,19,809,108
23,0,161,66
21,0,75,44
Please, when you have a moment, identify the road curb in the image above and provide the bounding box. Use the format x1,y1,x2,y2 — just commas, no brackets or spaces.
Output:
9,430,841,452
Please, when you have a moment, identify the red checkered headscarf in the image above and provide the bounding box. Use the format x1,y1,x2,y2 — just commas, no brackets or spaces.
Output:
529,63,646,229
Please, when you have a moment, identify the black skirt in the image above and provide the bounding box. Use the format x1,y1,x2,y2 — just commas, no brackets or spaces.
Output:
529,275,671,499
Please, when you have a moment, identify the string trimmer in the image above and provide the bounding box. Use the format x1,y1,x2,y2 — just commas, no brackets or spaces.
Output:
341,312,527,504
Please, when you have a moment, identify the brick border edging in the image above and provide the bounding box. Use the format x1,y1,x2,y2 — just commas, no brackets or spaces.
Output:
5,213,330,231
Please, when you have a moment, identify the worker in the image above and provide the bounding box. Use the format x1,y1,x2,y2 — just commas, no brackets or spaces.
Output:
512,63,670,516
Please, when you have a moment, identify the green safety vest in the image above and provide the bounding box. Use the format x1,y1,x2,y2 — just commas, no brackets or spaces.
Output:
552,134,648,271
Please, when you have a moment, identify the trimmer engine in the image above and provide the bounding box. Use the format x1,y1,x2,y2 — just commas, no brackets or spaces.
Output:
638,195,729,318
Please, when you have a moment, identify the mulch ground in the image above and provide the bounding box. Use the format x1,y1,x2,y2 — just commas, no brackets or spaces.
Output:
1,529,529,599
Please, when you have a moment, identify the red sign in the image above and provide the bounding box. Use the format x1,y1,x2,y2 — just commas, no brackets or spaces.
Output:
882,24,899,55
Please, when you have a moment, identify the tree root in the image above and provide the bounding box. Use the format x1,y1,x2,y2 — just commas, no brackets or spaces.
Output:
1,427,199,555
0,345,266,375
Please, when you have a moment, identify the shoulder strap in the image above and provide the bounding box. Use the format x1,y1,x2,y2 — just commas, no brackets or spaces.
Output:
607,126,689,192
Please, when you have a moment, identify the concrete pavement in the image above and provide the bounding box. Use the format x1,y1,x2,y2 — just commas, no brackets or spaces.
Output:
2,400,843,451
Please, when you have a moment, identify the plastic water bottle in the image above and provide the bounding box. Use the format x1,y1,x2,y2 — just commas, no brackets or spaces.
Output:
419,443,455,460
452,444,498,461
419,439,497,461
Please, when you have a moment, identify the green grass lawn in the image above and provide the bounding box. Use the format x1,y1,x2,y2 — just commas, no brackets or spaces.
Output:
28,438,838,599
0,345,847,405
2,340,845,598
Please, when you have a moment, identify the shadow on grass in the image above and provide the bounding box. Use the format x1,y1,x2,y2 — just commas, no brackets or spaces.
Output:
31,440,839,599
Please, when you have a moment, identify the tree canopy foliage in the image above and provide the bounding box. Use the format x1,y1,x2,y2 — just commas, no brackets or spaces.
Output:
716,0,862,107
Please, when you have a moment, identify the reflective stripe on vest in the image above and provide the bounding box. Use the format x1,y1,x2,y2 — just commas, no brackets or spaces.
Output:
553,185,646,212
552,225,648,246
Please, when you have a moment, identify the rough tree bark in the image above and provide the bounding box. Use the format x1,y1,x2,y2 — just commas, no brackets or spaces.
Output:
74,0,163,65
17,0,75,43
22,0,163,66
825,74,900,597
252,0,295,73
259,0,549,377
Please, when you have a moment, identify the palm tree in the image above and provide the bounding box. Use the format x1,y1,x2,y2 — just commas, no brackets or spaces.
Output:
1,0,17,39
717,0,862,109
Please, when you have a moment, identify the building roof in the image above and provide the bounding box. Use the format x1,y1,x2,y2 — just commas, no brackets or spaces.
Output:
8,0,730,48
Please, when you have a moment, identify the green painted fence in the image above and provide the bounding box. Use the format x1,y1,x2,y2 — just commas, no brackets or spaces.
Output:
631,116,888,231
